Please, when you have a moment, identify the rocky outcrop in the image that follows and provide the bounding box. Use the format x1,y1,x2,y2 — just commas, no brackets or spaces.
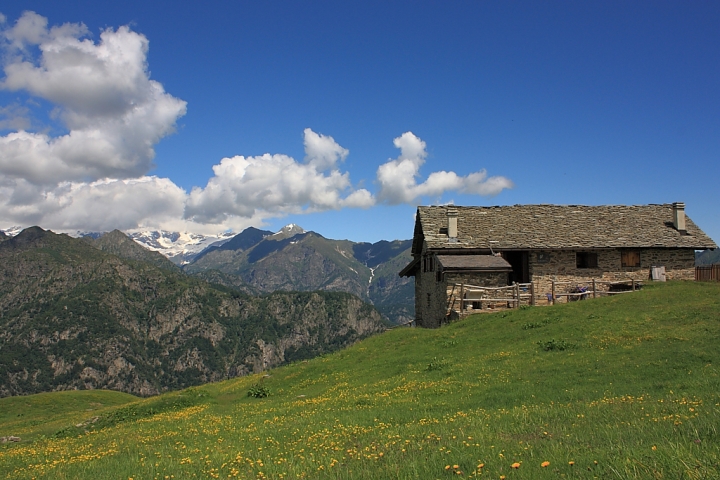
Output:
0,227,386,397
90,230,179,271
185,230,414,323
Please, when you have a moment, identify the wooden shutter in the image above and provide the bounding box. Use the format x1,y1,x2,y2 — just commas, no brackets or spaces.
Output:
621,250,640,267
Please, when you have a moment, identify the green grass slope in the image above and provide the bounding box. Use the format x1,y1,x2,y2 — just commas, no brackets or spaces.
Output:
0,390,137,441
1,282,719,479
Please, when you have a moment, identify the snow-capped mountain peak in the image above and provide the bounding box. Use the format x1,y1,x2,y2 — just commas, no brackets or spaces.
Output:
127,230,236,264
0,226,24,237
273,224,305,236
267,224,306,241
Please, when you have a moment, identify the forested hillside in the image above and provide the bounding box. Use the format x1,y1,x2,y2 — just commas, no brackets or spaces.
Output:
185,227,414,323
0,227,386,397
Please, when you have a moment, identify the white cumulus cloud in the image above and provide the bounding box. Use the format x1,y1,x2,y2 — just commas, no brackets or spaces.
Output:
0,12,512,236
303,127,349,170
0,176,186,232
376,131,513,204
185,128,373,223
0,11,187,185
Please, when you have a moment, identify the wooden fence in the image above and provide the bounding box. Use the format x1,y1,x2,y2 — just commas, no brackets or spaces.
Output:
548,279,641,305
695,265,720,282
449,279,642,317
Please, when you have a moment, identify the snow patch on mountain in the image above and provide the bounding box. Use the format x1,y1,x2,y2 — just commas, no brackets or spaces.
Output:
272,224,305,236
2,224,307,265
268,224,306,241
126,230,236,261
0,226,24,237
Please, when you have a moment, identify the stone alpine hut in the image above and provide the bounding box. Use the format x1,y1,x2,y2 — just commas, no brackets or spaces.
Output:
400,203,717,328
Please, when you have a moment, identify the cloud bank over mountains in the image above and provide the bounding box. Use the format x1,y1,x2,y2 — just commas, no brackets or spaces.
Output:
0,12,512,234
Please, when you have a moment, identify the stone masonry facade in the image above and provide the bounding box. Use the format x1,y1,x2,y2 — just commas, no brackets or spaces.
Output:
414,256,508,328
403,204,717,328
416,247,696,326
530,248,696,301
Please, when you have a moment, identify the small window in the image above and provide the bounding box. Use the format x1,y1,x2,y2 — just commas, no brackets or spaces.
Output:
423,255,434,273
621,250,641,267
576,252,598,269
536,252,551,264
423,256,433,272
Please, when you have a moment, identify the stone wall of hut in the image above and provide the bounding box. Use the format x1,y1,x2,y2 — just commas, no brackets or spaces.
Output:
415,259,507,328
415,247,695,327
529,248,695,300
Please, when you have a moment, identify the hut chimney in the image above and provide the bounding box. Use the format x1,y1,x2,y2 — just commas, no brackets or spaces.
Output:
672,202,686,233
447,207,458,242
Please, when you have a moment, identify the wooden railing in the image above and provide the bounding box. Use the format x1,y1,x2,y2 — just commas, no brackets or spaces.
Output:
452,282,534,317
548,279,641,305
696,265,720,282
451,278,642,316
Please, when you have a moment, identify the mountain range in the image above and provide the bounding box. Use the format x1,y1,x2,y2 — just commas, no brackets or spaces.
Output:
2,224,416,324
183,225,414,324
0,227,387,397
0,226,237,265
126,230,236,265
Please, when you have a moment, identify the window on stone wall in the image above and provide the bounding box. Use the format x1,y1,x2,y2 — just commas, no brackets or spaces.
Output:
423,256,430,272
423,255,434,273
576,252,598,269
536,252,551,263
621,250,641,267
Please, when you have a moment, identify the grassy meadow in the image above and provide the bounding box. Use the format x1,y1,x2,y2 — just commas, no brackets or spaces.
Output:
1,281,719,479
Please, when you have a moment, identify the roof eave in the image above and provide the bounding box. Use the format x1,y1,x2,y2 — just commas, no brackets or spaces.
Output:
399,257,420,277
442,267,512,273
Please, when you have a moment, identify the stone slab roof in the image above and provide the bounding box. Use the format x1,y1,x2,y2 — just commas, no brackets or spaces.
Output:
436,254,512,271
415,204,717,252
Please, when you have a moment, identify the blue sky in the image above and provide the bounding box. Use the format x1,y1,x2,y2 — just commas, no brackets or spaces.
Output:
0,1,718,244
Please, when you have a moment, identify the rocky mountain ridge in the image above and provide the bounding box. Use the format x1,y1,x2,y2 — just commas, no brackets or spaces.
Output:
126,230,237,265
0,227,387,397
185,229,414,324
1,224,416,323
0,227,236,265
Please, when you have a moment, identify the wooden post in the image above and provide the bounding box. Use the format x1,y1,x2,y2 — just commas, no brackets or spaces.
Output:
551,281,556,305
631,278,635,291
530,282,535,306
514,283,519,308
592,279,596,298
460,283,465,318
